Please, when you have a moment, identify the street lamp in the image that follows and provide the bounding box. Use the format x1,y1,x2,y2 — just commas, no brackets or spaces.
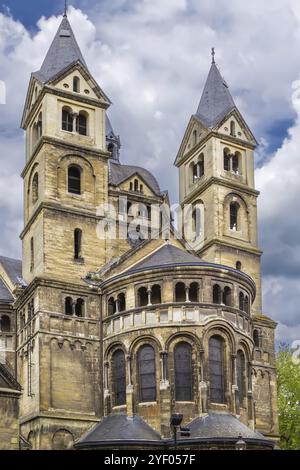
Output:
170,414,191,450
235,435,247,451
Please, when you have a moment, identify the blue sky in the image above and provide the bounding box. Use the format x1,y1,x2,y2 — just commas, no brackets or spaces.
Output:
1,0,300,344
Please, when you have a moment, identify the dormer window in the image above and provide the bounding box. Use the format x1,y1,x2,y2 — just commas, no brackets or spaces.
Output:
73,76,80,93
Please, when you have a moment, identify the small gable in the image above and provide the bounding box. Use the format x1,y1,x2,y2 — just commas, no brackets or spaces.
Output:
175,116,209,166
55,69,98,100
217,110,257,145
119,174,156,198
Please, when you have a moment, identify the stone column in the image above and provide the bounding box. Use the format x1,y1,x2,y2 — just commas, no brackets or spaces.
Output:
147,288,152,306
247,362,254,427
159,351,171,439
185,286,190,303
72,113,78,133
126,354,134,418
104,361,110,416
232,354,240,415
199,349,208,414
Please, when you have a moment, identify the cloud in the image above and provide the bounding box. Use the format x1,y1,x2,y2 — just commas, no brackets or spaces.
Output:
0,1,300,342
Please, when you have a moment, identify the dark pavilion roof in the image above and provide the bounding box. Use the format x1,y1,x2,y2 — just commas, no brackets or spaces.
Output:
0,279,14,303
0,256,23,286
125,244,203,274
186,413,267,441
75,413,162,448
109,160,161,195
33,16,88,83
196,63,236,128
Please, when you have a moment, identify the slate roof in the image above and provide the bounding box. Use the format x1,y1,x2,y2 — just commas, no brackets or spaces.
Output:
125,244,203,274
109,160,161,195
0,279,14,303
187,413,267,441
75,413,162,448
196,63,236,128
33,16,88,83
0,256,23,286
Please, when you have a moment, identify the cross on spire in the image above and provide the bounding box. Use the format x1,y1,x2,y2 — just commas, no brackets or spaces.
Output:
64,0,68,17
211,47,215,64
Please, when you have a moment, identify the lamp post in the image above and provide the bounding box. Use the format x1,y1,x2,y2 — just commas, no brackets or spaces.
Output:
235,435,247,451
170,414,191,450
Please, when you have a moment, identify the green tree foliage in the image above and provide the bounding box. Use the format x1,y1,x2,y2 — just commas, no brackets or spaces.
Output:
276,343,300,450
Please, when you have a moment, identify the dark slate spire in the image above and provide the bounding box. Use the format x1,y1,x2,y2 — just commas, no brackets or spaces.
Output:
196,57,236,129
34,16,88,83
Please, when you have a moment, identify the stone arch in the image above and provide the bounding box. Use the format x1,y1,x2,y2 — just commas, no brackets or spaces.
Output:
203,320,237,353
52,429,74,450
129,334,163,355
104,341,128,360
165,331,203,352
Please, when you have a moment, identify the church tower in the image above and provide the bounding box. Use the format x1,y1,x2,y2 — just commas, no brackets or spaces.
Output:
175,51,262,315
16,13,111,449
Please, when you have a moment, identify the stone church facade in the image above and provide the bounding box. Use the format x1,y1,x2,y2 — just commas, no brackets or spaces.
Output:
0,11,278,450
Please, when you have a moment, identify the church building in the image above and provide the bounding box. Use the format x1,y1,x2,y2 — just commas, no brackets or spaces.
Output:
0,9,279,450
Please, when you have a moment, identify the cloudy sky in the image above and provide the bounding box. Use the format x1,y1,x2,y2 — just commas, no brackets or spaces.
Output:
0,0,300,344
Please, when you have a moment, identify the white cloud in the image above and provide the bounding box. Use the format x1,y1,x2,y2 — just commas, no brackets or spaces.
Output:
1,2,300,342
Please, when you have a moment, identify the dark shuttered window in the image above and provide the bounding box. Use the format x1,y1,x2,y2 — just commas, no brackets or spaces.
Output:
174,342,193,401
138,345,156,403
209,336,225,404
112,350,126,406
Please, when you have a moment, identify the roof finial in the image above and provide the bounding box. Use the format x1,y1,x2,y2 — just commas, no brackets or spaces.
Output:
64,0,67,17
211,47,215,64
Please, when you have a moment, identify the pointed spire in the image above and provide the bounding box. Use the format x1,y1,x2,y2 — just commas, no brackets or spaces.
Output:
196,54,236,128
34,15,87,83
64,1,67,17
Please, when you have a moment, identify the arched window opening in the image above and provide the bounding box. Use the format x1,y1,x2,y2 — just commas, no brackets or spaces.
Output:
112,350,126,406
175,282,186,303
129,182,133,191
189,282,199,302
151,285,161,305
77,112,87,136
209,336,225,404
192,206,201,238
197,155,205,179
224,149,231,171
230,120,236,137
244,296,250,314
237,350,246,405
138,345,156,403
134,179,139,192
253,330,260,348
30,237,34,272
118,293,126,312
193,163,198,183
108,297,116,316
74,228,82,260
236,261,242,271
68,166,81,195
37,113,43,140
213,284,222,304
230,202,239,231
62,107,73,132
223,287,232,306
193,129,197,146
108,143,114,153
137,287,148,307
239,292,244,311
75,298,84,317
140,184,143,193
32,173,39,204
147,206,151,220
0,315,11,332
232,153,239,174
73,76,80,93
174,343,193,401
65,297,73,316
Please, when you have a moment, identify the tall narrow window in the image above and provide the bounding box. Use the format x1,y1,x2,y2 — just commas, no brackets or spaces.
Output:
138,345,156,402
62,107,73,132
239,292,245,311
37,113,43,140
193,129,197,146
0,315,11,332
209,336,225,404
175,282,186,302
189,282,199,302
232,153,239,174
77,112,87,136
230,202,239,230
253,330,260,348
223,287,232,306
151,285,161,305
30,237,34,272
32,173,39,204
193,163,198,183
73,76,80,93
237,350,246,405
230,120,236,136
118,293,126,312
75,298,84,317
213,284,222,304
236,261,242,271
108,297,116,316
134,179,139,192
244,296,250,314
174,343,193,401
112,350,126,406
224,149,231,171
137,287,148,307
68,166,81,195
74,229,82,260
65,297,73,315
